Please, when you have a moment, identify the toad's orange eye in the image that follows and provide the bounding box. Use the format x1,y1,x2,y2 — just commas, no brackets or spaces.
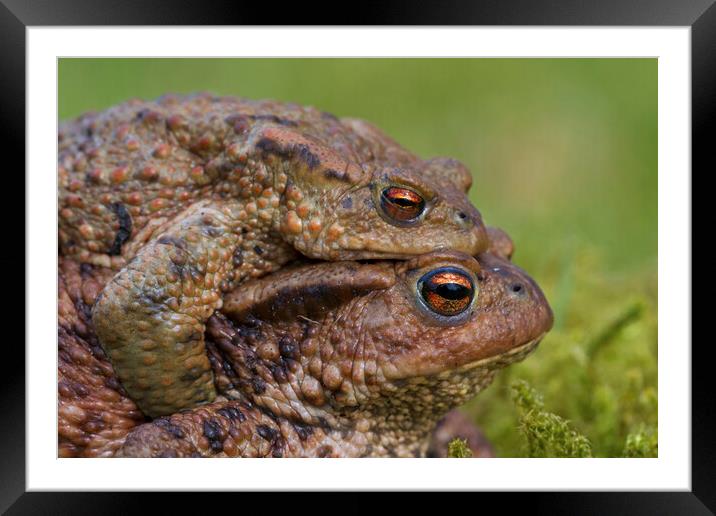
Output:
380,187,425,222
418,268,474,317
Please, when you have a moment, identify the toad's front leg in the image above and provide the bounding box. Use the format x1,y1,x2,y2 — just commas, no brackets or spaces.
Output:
92,201,242,418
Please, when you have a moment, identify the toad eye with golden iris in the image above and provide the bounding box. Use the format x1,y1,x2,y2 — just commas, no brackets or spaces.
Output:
380,187,425,222
418,268,474,316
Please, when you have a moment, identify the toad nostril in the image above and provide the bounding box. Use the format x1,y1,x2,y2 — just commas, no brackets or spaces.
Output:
456,211,472,226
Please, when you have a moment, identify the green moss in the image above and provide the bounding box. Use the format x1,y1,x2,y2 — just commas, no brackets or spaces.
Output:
447,438,474,458
623,426,658,458
509,381,657,458
506,380,658,458
512,380,593,458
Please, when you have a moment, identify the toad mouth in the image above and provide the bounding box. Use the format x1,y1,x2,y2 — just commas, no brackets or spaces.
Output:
454,333,546,373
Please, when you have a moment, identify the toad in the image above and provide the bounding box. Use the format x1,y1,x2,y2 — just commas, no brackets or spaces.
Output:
57,227,516,458
57,257,490,458
59,94,489,417
116,248,553,457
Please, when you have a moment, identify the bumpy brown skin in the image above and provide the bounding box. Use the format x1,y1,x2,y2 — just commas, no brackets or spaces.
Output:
56,260,497,458
56,258,491,457
56,228,514,458
58,258,147,457
117,250,553,458
59,93,489,417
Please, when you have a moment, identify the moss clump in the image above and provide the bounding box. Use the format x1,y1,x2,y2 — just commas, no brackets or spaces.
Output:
622,426,658,457
447,438,473,458
508,380,658,458
511,380,592,457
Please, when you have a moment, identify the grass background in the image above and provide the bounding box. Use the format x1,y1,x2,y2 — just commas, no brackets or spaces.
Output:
59,58,657,457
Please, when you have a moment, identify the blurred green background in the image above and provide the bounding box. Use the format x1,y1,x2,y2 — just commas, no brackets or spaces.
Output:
58,58,657,457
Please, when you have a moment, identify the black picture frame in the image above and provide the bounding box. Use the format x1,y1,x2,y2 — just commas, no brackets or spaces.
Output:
4,0,706,512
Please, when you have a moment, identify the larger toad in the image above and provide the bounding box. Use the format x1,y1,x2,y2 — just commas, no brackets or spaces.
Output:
57,228,516,458
117,248,553,457
58,94,489,417
57,257,493,458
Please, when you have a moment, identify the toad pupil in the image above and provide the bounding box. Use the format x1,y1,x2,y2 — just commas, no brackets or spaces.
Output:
419,269,474,316
434,282,469,300
381,187,425,221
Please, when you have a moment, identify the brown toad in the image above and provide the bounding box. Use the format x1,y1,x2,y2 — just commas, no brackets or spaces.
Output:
117,248,553,457
57,257,490,458
56,228,513,458
58,94,489,417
